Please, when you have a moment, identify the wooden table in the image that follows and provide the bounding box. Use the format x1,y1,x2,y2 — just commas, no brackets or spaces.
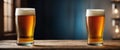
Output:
0,40,120,50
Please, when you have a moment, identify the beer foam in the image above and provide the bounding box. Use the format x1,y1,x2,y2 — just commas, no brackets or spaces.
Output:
86,9,104,16
16,8,35,16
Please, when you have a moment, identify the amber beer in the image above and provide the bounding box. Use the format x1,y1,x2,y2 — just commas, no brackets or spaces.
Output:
15,8,36,46
86,9,105,46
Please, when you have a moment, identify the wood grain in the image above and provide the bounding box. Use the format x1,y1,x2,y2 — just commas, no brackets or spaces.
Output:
0,40,120,50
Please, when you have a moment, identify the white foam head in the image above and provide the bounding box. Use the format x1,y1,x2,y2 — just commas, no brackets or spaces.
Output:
15,8,35,16
86,9,104,17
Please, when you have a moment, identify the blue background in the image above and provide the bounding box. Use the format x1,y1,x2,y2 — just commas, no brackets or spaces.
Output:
27,0,112,40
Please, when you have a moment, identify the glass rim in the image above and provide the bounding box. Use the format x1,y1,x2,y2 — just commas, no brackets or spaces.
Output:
16,8,35,10
86,9,104,11
15,8,35,16
86,9,105,16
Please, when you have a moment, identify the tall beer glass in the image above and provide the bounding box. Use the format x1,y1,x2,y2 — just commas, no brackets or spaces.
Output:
86,9,105,46
15,8,36,46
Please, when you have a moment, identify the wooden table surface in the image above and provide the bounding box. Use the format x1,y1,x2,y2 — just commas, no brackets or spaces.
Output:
0,40,120,50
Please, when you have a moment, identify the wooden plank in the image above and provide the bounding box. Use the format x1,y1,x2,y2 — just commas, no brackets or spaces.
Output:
0,40,120,50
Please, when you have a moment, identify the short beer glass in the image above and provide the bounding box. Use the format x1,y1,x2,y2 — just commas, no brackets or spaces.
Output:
86,9,105,46
15,8,36,46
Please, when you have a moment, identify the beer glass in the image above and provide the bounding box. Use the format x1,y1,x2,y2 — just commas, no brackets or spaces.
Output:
15,8,36,46
86,9,105,46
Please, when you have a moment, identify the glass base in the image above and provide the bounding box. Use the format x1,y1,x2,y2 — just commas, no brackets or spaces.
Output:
17,42,33,46
88,43,103,46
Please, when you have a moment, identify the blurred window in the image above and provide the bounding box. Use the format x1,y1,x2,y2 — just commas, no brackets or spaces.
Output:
4,0,13,32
